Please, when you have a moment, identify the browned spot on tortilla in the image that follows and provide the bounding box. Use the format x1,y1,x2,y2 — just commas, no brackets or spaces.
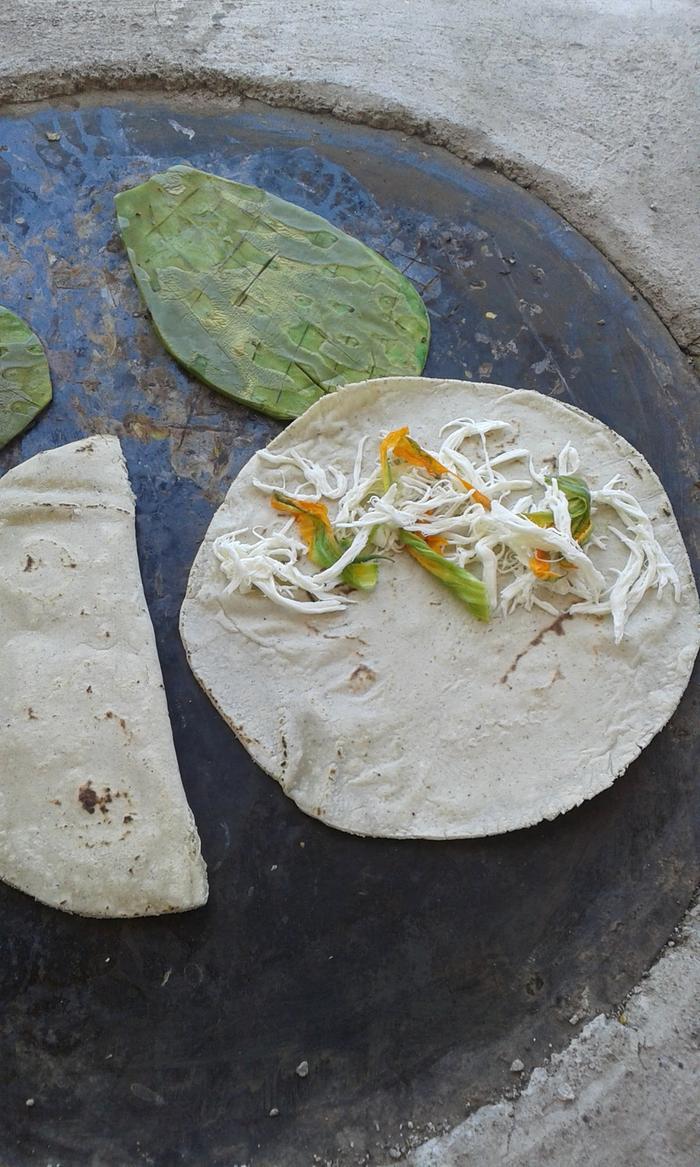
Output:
536,611,571,641
50,799,62,806
27,707,38,720
78,783,98,813
86,685,92,694
321,631,369,646
348,664,377,692
23,555,36,572
78,781,113,816
123,814,133,824
104,710,128,734
500,611,573,685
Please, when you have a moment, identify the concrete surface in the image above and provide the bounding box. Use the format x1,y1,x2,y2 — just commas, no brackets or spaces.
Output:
0,0,699,357
394,900,700,1167
1,1,698,1164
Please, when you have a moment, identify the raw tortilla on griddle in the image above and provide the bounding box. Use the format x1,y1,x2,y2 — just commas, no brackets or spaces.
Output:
0,436,208,916
181,378,699,840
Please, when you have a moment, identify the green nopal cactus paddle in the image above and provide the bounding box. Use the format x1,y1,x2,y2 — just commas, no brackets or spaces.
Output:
115,166,430,421
0,307,52,450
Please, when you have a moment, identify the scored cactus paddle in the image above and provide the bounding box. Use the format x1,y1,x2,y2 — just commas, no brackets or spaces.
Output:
115,165,430,420
0,307,52,450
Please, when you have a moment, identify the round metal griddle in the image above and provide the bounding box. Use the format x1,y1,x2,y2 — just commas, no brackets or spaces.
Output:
0,96,697,1167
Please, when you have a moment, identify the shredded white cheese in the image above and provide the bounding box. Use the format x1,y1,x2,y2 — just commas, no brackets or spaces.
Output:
212,418,681,639
214,527,349,613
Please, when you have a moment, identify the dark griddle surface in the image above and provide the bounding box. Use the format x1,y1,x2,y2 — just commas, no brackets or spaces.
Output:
0,96,697,1167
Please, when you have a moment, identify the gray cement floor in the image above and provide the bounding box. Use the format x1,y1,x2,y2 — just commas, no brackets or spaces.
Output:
400,900,700,1167
1,2,698,1164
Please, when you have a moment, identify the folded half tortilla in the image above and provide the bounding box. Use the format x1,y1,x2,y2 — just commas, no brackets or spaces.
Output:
181,378,699,840
0,436,208,915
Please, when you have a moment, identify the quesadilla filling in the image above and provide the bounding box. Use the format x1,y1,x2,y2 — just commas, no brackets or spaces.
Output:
213,418,681,641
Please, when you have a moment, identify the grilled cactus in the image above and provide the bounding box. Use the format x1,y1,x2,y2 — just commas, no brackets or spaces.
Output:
0,307,52,450
115,165,430,420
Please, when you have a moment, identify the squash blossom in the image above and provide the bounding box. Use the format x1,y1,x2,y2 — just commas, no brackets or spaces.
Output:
271,492,378,591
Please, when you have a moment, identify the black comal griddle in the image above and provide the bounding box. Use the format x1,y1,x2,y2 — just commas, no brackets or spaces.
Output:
0,96,697,1167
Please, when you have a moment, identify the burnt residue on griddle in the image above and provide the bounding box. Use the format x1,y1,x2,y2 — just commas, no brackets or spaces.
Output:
500,610,572,685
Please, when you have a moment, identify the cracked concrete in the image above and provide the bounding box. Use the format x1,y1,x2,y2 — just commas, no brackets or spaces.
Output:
1,1,698,1164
